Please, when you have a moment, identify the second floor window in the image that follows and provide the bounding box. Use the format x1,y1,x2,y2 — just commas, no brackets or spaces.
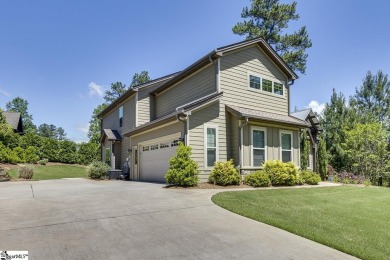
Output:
249,73,285,96
119,106,123,127
249,75,261,89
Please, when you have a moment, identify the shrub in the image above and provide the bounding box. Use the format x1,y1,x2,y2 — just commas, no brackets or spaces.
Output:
363,180,371,187
165,142,199,187
88,161,110,180
244,171,271,187
25,146,39,163
38,159,49,165
209,160,241,186
300,170,321,185
19,166,34,179
263,160,298,186
78,142,100,165
13,147,26,163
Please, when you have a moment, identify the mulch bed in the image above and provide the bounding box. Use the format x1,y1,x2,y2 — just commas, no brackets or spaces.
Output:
164,182,252,189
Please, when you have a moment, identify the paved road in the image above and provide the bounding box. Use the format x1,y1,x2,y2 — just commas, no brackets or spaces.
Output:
0,179,355,259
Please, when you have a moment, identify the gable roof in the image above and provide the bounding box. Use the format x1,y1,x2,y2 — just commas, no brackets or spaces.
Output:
3,111,23,132
100,37,297,118
227,105,308,127
291,108,322,131
98,72,179,118
152,37,298,95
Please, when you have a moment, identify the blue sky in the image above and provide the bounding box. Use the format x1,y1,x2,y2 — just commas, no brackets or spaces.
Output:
1,0,389,142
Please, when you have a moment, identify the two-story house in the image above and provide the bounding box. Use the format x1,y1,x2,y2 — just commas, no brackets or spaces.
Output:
99,37,308,182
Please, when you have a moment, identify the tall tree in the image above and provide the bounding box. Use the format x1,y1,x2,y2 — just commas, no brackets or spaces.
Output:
349,70,390,128
232,0,312,74
343,123,389,184
320,89,350,171
6,97,36,133
130,71,150,87
38,124,57,139
56,127,67,141
88,103,108,144
104,82,127,103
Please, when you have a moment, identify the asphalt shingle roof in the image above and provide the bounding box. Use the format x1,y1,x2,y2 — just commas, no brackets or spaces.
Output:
102,129,122,141
226,105,308,127
3,111,22,130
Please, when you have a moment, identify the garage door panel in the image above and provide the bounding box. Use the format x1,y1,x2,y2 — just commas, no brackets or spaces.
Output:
139,138,180,183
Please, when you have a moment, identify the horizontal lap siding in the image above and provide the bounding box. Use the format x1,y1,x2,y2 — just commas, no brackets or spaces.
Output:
155,65,216,118
138,80,170,125
189,102,227,182
102,110,118,130
102,95,136,169
220,46,289,115
130,122,183,147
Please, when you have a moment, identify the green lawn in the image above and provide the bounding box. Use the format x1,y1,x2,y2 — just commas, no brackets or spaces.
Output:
7,164,87,180
212,186,390,260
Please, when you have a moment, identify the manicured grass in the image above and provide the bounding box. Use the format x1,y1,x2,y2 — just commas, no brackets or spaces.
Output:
212,186,390,260
7,164,87,180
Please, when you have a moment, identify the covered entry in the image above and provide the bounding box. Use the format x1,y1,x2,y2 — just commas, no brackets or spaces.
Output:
139,135,181,182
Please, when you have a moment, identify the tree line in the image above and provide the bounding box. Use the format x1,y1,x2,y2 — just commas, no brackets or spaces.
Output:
0,98,100,165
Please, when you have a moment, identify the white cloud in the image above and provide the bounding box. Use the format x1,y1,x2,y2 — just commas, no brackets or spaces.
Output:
77,123,89,134
306,100,325,114
0,87,10,97
88,82,105,97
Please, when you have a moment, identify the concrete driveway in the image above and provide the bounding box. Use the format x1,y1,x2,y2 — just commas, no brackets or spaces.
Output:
0,179,355,259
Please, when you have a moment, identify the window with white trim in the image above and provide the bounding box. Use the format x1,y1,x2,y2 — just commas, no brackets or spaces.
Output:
281,131,292,162
119,106,123,127
252,127,266,166
206,127,217,167
249,75,261,89
274,82,284,95
248,73,285,96
262,79,272,93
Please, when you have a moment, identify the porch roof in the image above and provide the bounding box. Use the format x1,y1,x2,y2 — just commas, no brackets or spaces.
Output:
226,105,309,127
101,129,122,142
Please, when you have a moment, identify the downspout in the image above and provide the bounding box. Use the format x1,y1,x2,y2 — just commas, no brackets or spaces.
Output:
238,117,249,174
177,113,188,145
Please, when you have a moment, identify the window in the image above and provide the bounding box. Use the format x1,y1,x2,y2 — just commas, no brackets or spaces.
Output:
274,82,284,95
205,126,217,167
119,106,123,127
262,79,272,92
281,131,292,162
249,75,261,89
251,127,266,166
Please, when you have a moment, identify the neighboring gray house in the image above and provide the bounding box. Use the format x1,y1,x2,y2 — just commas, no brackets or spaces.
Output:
99,37,309,182
3,111,23,134
291,108,322,172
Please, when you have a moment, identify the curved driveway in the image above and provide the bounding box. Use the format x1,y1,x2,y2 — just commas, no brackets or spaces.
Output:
0,179,355,259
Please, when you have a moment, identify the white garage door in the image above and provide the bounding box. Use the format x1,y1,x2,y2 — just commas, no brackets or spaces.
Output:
139,137,180,183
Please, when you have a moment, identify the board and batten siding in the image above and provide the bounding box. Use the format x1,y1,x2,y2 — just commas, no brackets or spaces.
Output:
241,123,300,168
188,101,227,181
220,45,289,115
155,65,216,118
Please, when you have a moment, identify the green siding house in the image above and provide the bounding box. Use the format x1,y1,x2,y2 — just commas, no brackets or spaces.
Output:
99,38,308,182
